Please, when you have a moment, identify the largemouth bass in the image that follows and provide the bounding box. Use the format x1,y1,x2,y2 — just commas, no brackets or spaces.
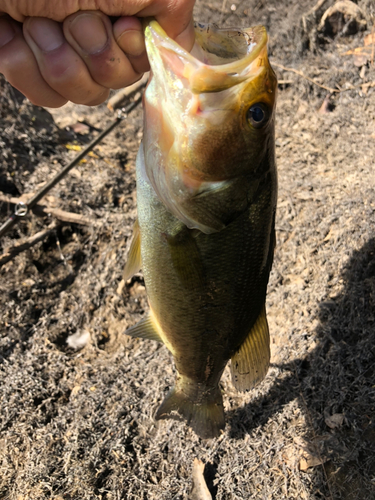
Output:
124,20,277,439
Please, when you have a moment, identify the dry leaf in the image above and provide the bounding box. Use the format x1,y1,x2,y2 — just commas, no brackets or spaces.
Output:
354,52,371,67
69,167,81,179
299,453,324,471
319,95,333,114
325,413,345,429
22,278,35,287
65,144,82,152
283,437,329,472
71,385,81,398
72,122,90,135
364,33,375,46
342,45,373,66
286,274,305,287
282,444,300,469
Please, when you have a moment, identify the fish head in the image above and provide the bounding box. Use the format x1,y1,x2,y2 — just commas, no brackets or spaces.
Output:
143,21,277,232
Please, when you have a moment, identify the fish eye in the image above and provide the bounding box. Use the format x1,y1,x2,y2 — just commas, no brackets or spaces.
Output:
247,103,270,129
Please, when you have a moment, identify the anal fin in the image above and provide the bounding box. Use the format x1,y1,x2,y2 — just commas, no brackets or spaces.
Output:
123,218,141,281
231,305,270,392
125,313,163,342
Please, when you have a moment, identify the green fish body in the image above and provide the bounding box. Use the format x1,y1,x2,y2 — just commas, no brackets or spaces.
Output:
124,21,277,438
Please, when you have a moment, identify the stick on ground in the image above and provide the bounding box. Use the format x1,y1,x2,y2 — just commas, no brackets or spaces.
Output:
0,222,59,267
0,193,97,226
190,459,212,500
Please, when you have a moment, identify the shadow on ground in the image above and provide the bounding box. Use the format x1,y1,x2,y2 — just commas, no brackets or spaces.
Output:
227,238,375,499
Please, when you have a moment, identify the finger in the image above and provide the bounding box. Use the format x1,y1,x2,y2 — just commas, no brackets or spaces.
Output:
63,11,145,90
23,17,110,106
113,16,149,75
1,0,196,50
0,16,67,107
136,0,196,51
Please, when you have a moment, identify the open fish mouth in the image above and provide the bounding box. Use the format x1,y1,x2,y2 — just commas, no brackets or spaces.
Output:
145,20,270,93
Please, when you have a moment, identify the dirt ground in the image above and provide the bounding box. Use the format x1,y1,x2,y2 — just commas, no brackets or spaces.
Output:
0,0,374,498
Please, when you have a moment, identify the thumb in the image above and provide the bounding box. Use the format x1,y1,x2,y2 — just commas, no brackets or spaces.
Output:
142,0,196,52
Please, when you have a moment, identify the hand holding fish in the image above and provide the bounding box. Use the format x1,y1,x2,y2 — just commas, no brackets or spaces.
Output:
0,0,195,107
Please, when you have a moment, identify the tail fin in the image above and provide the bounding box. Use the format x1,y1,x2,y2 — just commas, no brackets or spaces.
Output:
155,379,225,439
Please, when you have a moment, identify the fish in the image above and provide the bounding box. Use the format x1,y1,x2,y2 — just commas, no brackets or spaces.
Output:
123,20,277,439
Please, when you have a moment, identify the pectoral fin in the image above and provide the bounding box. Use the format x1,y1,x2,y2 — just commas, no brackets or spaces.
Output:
165,226,205,289
125,313,163,342
123,219,141,281
231,305,270,392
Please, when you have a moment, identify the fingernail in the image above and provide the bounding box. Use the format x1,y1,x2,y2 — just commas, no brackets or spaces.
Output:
28,18,64,52
117,30,145,57
0,18,15,47
70,14,108,54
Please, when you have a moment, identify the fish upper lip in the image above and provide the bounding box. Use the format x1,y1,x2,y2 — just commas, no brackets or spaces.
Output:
145,20,269,93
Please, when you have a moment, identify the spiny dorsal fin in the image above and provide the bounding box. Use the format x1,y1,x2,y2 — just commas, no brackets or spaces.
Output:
125,314,163,342
123,219,141,281
231,305,270,392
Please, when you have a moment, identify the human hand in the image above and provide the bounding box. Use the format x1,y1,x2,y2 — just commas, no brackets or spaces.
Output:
0,1,195,107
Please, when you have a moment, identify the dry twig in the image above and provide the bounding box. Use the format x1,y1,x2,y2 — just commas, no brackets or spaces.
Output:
190,459,212,500
0,221,59,267
273,62,340,93
273,61,375,93
107,73,149,112
0,193,97,227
